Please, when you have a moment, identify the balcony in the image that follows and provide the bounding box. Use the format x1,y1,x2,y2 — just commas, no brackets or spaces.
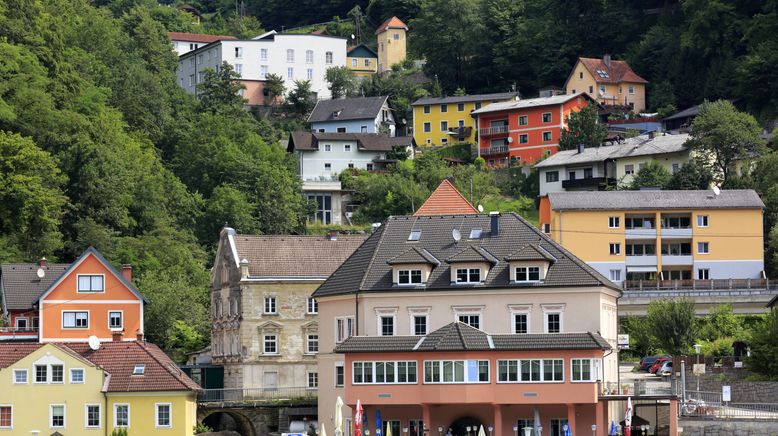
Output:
198,387,316,404
625,228,657,239
480,144,509,155
0,326,38,340
478,125,509,136
625,255,657,266
447,126,473,141
661,228,693,238
662,254,694,266
623,278,778,291
562,177,617,190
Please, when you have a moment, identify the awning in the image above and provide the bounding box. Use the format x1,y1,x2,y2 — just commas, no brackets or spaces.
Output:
627,266,657,273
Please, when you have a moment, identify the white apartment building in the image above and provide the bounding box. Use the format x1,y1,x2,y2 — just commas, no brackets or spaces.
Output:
168,32,237,56
175,31,347,104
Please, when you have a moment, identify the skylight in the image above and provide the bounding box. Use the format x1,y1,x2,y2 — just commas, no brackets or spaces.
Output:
596,69,610,79
469,228,482,239
133,364,145,375
408,230,421,241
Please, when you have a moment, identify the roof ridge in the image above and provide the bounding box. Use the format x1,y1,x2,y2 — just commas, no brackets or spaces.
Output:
358,225,386,292
134,342,192,390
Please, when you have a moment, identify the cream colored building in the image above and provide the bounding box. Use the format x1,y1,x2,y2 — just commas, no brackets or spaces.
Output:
210,227,367,391
313,213,621,433
564,55,648,112
376,16,408,73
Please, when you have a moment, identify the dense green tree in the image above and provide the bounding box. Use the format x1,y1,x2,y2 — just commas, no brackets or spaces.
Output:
325,66,358,99
667,160,713,190
687,100,763,184
748,309,778,380
285,80,316,118
646,298,696,356
558,104,607,151
696,304,744,342
628,160,672,190
197,62,246,112
264,73,286,107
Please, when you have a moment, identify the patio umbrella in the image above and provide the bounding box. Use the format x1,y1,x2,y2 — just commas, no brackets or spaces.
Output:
335,396,344,436
376,409,383,436
322,424,328,436
565,424,571,436
609,420,616,435
355,400,363,436
624,397,633,436
478,425,486,436
533,408,542,436
386,422,393,436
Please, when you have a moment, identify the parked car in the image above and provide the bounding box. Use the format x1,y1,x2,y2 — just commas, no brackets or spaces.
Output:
656,360,673,376
639,356,666,372
649,357,672,374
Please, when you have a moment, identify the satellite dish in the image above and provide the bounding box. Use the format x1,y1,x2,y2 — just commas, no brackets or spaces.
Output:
88,335,101,351
350,34,356,40
452,229,461,242
477,204,484,213
712,186,721,196
507,137,514,143
36,268,45,279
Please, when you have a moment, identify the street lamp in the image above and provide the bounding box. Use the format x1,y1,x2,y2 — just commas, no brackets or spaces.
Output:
404,428,409,436
366,430,371,436
488,426,494,436
521,428,532,436
591,424,597,436
438,427,444,436
562,424,569,436
512,425,518,436
615,425,622,436
467,426,472,436
640,425,648,436
537,426,543,436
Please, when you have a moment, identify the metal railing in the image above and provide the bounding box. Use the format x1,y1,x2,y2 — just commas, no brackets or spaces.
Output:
478,125,509,136
683,390,778,419
198,387,317,403
0,326,38,336
480,144,509,155
623,278,778,291
600,380,677,397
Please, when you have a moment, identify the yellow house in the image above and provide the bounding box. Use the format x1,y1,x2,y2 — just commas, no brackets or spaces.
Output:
564,55,648,112
375,16,408,73
539,189,765,285
0,340,200,435
347,44,378,77
411,92,519,146
0,343,105,434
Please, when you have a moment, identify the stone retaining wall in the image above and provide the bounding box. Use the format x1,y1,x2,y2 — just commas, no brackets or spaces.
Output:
679,419,778,436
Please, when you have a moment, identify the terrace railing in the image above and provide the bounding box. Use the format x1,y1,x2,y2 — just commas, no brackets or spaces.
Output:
198,387,316,403
683,390,778,419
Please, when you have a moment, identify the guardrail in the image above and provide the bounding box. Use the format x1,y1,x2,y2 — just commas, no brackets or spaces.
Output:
623,278,778,291
600,380,677,397
0,327,38,333
480,144,509,155
683,390,778,419
199,387,317,403
478,126,509,136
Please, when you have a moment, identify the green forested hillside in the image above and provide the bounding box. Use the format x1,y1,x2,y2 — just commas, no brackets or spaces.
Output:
0,0,304,360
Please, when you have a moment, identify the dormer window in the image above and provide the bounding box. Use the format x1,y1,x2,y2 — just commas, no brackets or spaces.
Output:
515,266,541,282
398,269,423,285
456,268,481,283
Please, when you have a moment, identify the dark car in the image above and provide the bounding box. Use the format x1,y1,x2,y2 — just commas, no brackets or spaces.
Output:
649,357,672,374
639,356,665,372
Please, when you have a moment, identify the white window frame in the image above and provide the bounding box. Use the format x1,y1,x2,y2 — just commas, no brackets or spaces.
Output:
376,309,397,336
260,48,268,61
326,51,333,64
324,163,332,171
571,358,599,382
542,304,565,333
307,297,318,314
697,242,709,255
307,371,318,389
264,296,277,314
50,404,66,429
286,49,294,62
344,144,352,152
114,403,130,428
50,364,64,384
335,317,355,343
155,403,172,429
628,85,635,95
542,131,552,141
455,268,481,284
698,268,710,280
509,305,532,334
609,216,620,228
609,243,621,255
610,269,622,281
496,358,564,383
85,404,101,428
335,363,345,387
62,310,89,329
307,68,314,80
452,306,484,329
518,115,528,126
514,266,541,282
14,317,28,329
409,307,430,335
398,269,423,285
353,361,419,385
287,67,294,79
542,112,552,123
263,334,279,355
34,364,47,384
12,369,27,384
108,310,123,330
70,368,85,384
306,333,319,354
697,215,709,227
624,164,634,175
77,274,105,293
422,360,489,384
0,405,12,429
235,47,243,58
305,49,314,64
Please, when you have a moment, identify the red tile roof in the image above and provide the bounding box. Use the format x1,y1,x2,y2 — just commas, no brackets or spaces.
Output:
0,343,43,368
578,57,648,84
167,32,237,43
375,16,408,34
67,341,200,392
415,179,479,216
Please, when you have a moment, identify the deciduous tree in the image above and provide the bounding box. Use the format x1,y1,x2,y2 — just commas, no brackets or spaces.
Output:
558,104,607,151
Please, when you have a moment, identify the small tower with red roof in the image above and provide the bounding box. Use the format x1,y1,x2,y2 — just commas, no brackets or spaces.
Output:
375,16,408,73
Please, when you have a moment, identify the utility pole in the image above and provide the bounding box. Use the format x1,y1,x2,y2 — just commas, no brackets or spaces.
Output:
348,6,363,44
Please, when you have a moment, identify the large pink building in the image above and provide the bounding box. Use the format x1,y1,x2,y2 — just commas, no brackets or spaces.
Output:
314,212,648,436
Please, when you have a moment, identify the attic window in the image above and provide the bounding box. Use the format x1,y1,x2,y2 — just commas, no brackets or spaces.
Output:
333,110,343,118
469,228,482,239
408,230,421,241
596,69,610,79
133,365,145,375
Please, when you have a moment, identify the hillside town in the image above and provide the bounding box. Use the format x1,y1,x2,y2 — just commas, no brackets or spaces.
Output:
1,1,778,436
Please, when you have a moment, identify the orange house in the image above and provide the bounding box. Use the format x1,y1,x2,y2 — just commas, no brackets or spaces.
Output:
36,247,147,343
471,93,596,166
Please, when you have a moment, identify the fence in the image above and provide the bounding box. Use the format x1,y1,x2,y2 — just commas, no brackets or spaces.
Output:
600,380,677,397
198,387,317,403
623,278,778,291
683,390,778,419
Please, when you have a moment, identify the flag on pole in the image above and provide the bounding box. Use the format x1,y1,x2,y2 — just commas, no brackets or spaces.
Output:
354,400,364,436
376,409,383,436
624,397,633,436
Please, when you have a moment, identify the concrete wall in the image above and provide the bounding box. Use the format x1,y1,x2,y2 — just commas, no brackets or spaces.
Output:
299,140,385,181
679,419,778,436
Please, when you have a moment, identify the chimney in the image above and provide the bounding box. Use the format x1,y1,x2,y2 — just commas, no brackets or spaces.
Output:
603,54,611,68
136,331,144,342
328,230,338,241
371,223,382,233
121,264,132,282
112,331,124,342
648,131,656,139
239,259,250,279
39,257,47,268
577,143,585,154
490,211,500,237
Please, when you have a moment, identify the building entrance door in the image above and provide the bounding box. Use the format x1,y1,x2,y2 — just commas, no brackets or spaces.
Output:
449,416,484,436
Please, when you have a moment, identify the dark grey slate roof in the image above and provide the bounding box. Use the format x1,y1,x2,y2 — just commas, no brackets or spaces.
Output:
313,213,617,297
387,247,440,266
411,92,519,106
334,322,611,353
445,246,498,264
505,244,556,262
308,96,388,123
288,131,414,152
547,190,765,211
1,263,70,310
534,133,689,168
662,104,701,122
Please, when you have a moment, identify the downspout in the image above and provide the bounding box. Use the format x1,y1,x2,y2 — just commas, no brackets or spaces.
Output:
355,291,360,335
559,211,564,245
